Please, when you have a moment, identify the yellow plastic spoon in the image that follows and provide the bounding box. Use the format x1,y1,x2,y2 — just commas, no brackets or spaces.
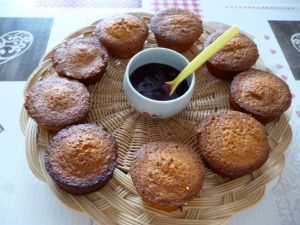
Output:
164,26,240,96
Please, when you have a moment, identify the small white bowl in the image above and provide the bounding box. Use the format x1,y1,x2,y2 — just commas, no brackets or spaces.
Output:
123,47,195,118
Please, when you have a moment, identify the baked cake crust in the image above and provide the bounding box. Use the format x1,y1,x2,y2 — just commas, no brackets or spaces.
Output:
151,8,203,52
52,37,108,85
230,69,292,123
130,141,204,211
204,31,259,79
196,110,269,178
24,76,91,132
45,124,118,194
95,14,148,59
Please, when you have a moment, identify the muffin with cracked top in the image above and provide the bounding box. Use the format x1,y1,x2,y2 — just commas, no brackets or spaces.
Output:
230,69,292,123
130,141,204,211
52,37,108,85
151,8,203,52
24,76,91,132
45,124,118,194
196,110,269,178
204,30,259,79
95,14,148,58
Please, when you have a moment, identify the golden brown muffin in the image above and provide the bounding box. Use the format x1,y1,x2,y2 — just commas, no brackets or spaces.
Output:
230,69,292,123
95,14,148,59
24,76,91,132
196,110,269,178
151,8,203,52
204,31,259,79
45,124,118,194
130,141,204,211
52,37,108,85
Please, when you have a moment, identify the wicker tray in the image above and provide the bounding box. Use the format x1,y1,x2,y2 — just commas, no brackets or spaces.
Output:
20,13,292,225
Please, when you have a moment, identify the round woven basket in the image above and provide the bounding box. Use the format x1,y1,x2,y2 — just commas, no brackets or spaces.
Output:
20,13,292,225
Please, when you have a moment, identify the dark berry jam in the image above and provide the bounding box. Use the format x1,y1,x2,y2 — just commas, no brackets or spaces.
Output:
129,63,189,101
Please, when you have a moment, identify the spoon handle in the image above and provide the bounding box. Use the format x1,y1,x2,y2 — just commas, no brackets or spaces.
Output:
173,26,240,88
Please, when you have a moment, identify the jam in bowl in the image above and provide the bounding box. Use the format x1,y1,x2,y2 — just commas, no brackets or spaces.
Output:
124,47,195,118
129,63,189,101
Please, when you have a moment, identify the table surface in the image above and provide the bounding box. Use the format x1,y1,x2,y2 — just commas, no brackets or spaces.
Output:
0,0,300,225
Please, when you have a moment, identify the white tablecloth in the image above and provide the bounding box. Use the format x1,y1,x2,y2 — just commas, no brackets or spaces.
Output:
0,1,299,224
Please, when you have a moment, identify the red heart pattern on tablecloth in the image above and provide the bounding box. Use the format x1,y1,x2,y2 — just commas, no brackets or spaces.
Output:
264,35,270,40
281,75,288,81
270,49,276,54
277,63,283,69
296,111,300,118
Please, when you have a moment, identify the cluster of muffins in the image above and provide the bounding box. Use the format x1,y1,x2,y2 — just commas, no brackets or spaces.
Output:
25,9,204,132
129,110,271,211
25,9,204,130
128,9,292,211
24,12,151,195
24,8,292,211
25,77,119,194
25,13,150,132
51,13,149,87
25,13,148,195
200,25,291,123
24,9,205,194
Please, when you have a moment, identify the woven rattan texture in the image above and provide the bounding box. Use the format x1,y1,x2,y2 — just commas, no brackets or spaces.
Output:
21,14,292,225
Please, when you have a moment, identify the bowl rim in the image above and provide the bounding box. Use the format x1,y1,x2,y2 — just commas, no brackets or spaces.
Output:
124,47,196,104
